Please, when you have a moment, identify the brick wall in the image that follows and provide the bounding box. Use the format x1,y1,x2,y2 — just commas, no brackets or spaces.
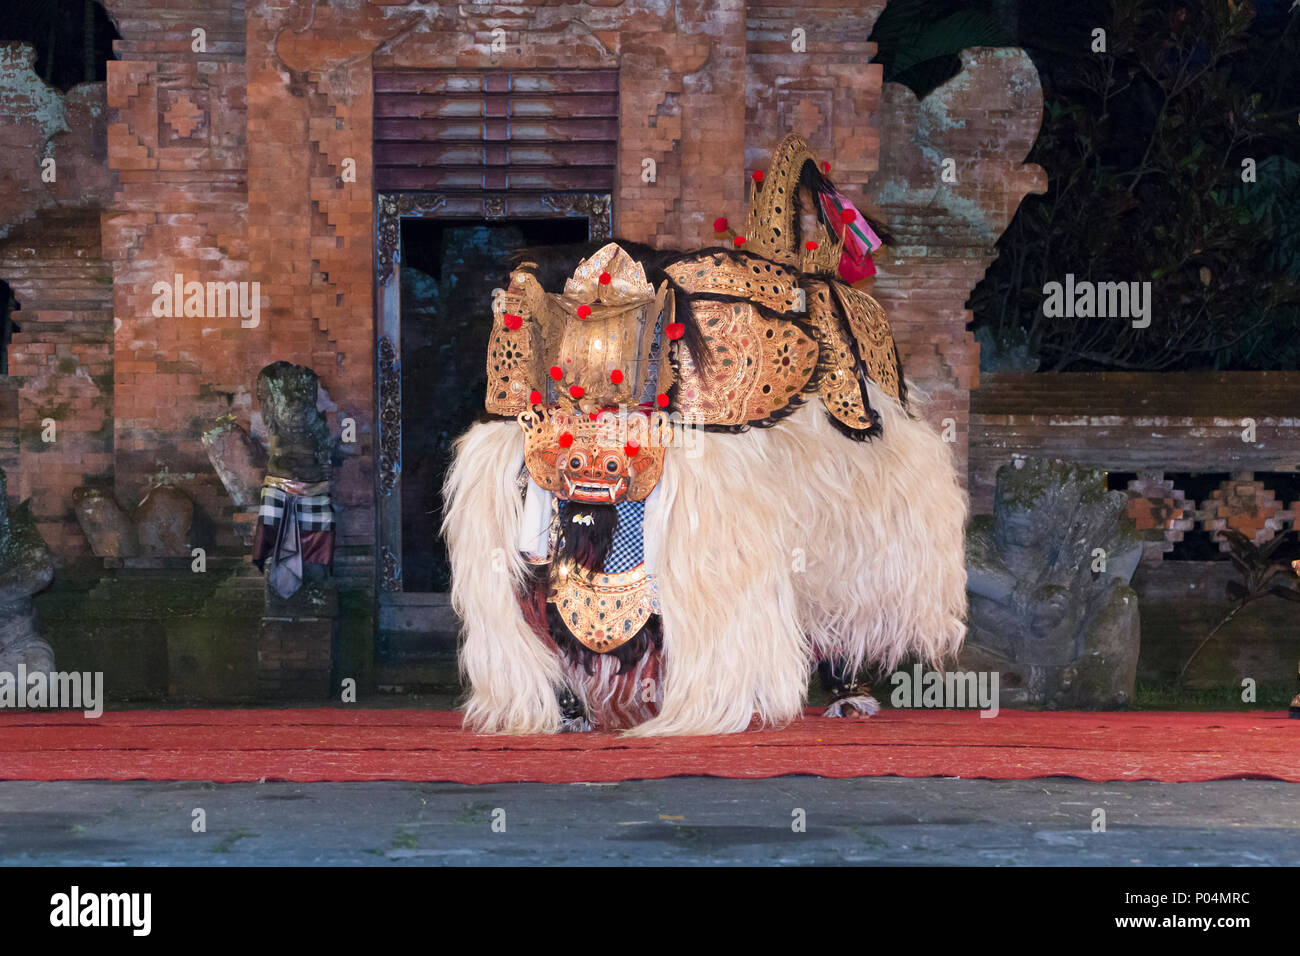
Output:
745,0,883,192
0,44,112,244
0,43,113,547
247,0,375,565
0,379,15,482
865,49,1047,484
99,0,249,553
2,209,114,556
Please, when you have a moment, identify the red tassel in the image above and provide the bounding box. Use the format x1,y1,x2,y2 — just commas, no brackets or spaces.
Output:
655,393,669,408
805,240,819,251
752,170,764,182
569,385,585,399
665,322,685,340
576,304,592,319
713,216,728,232
624,441,640,458
598,272,611,285
734,235,747,246
610,369,624,384
528,389,542,405
549,366,563,381
503,313,523,330
558,432,574,449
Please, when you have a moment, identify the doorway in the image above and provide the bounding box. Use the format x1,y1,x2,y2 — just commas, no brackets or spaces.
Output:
374,195,610,659
397,217,588,594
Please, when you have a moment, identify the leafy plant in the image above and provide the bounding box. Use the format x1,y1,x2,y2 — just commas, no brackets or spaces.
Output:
969,0,1300,371
869,0,1012,99
1177,528,1300,685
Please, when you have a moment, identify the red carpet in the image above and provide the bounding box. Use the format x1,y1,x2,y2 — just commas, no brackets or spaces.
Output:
0,709,1293,784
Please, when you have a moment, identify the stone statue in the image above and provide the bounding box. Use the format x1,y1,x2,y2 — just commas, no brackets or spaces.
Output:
250,362,337,599
257,362,333,483
0,468,55,672
201,413,267,514
961,458,1143,709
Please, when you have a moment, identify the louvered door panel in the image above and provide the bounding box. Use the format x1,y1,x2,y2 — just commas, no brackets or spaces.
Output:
373,69,619,194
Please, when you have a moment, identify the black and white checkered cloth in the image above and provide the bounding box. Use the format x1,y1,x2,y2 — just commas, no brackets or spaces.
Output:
604,499,645,573
258,486,334,531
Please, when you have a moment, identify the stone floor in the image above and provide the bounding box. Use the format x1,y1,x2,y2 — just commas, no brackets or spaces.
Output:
0,777,1296,866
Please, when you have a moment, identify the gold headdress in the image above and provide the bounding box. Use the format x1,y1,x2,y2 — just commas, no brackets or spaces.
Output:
485,242,673,419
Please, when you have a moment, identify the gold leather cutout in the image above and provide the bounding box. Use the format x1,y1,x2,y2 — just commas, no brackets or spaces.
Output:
551,564,660,654
665,253,801,315
485,268,553,415
742,133,844,276
802,280,875,430
673,299,819,425
831,281,901,402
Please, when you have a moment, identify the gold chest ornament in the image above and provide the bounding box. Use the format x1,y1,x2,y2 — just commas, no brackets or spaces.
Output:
550,563,661,654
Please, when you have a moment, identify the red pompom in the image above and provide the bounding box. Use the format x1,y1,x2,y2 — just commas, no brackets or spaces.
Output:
528,389,542,405
610,369,624,385
713,217,728,232
569,385,585,399
655,393,669,408
549,366,563,381
752,170,764,182
576,304,592,319
733,235,747,246
598,272,611,285
558,432,574,449
503,313,523,331
805,240,819,251
624,441,641,458
822,161,831,174
841,208,856,224
665,322,685,340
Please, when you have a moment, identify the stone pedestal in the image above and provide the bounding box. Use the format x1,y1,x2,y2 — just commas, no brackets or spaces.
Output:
258,577,336,700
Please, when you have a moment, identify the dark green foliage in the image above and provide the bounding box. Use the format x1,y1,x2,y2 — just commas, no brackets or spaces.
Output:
1219,528,1300,607
870,0,1012,98
956,0,1300,370
1178,528,1300,683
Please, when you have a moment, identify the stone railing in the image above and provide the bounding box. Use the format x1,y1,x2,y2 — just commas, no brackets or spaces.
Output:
971,371,1300,559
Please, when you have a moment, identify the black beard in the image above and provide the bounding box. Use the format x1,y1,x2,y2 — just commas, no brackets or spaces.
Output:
556,500,618,573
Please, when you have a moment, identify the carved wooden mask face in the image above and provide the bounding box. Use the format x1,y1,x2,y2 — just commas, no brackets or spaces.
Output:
518,407,673,504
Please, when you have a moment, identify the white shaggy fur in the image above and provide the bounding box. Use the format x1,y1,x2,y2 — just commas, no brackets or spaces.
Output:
442,421,564,734
444,386,968,736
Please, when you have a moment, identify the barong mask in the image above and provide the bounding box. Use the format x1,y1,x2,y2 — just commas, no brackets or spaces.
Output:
447,133,972,735
519,406,673,504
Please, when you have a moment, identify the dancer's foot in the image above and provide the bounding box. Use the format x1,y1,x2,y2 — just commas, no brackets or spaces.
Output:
557,688,591,732
823,691,880,718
